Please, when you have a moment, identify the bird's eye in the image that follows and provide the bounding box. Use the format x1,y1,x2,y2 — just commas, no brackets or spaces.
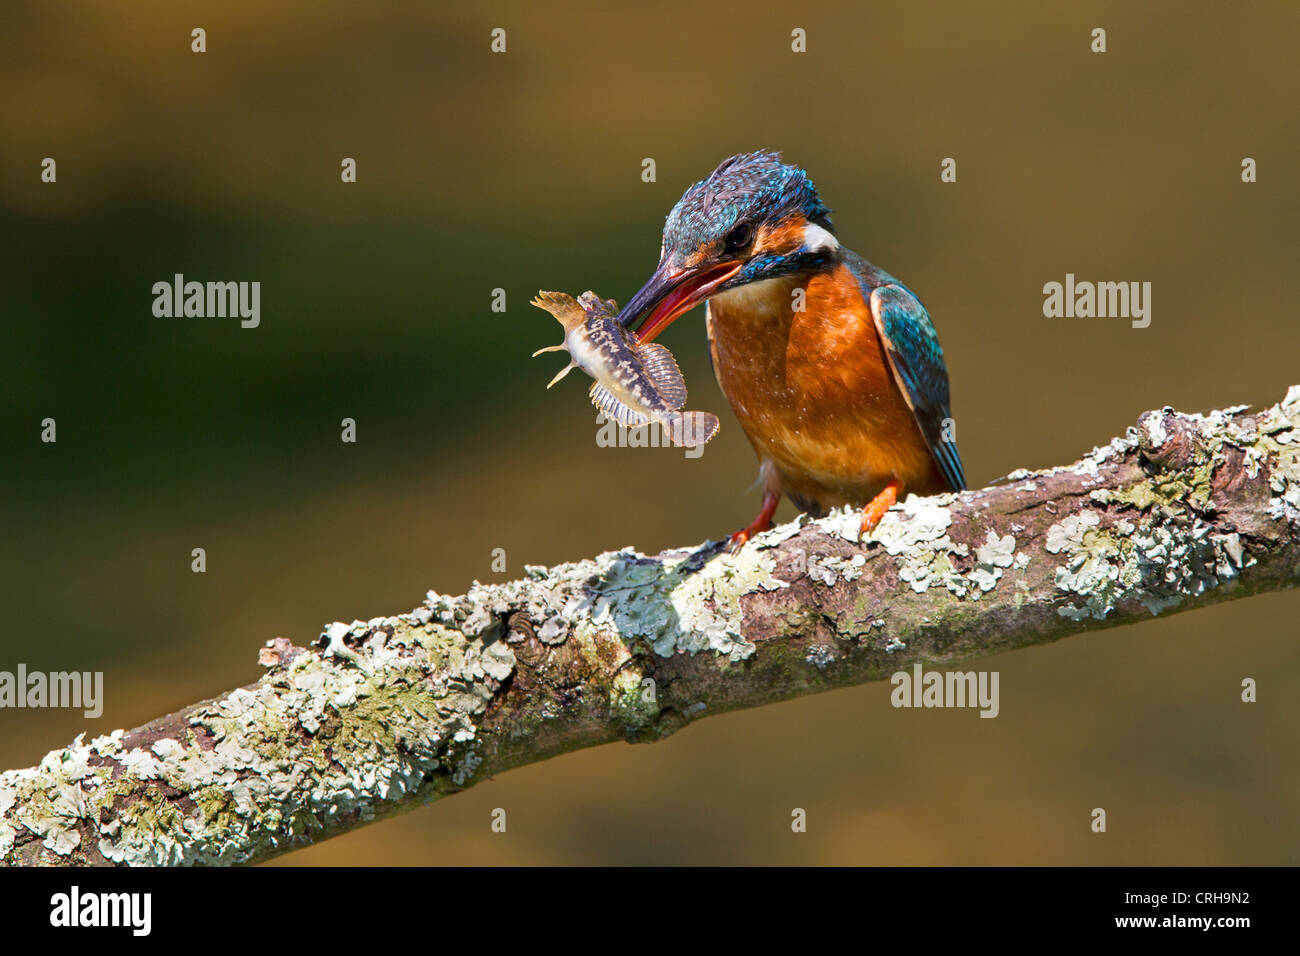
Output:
724,222,753,252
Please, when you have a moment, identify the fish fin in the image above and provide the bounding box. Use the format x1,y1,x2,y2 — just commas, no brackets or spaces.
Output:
589,381,649,427
532,344,568,357
663,410,720,448
635,342,688,409
532,291,586,331
547,363,576,388
531,291,578,315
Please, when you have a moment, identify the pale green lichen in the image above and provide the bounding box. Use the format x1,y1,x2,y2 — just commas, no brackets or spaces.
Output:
751,518,807,547
1257,388,1300,521
1092,456,1217,514
838,498,1021,600
1253,385,1300,522
866,498,970,595
971,530,1018,592
0,614,516,865
1048,394,1298,621
1139,412,1168,448
607,666,660,738
421,543,771,663
1052,510,1242,620
585,547,785,662
808,553,867,586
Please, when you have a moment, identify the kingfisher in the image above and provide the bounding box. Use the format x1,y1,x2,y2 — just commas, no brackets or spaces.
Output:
616,150,964,548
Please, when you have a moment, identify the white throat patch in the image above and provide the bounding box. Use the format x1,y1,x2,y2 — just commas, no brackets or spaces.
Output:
801,221,839,253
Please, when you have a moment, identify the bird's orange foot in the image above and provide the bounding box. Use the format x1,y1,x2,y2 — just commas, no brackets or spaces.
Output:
727,489,780,553
726,522,768,552
860,479,904,537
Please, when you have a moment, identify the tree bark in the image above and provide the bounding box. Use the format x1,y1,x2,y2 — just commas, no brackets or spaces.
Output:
4,387,1299,866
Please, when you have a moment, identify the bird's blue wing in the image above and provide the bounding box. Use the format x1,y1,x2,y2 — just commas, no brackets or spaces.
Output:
865,282,965,491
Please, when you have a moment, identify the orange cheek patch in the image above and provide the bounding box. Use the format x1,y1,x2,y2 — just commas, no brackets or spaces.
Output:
754,217,807,258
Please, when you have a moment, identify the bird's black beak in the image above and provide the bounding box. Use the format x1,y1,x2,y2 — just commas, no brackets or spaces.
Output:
616,260,743,342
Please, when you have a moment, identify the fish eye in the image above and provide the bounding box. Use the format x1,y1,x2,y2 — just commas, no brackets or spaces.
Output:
723,222,753,252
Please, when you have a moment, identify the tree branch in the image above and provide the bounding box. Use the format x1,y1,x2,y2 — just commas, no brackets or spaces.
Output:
4,387,1300,866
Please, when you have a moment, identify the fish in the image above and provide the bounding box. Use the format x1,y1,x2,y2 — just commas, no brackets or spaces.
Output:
531,290,720,449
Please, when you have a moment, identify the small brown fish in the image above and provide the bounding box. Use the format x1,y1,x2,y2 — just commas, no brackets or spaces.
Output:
531,290,719,448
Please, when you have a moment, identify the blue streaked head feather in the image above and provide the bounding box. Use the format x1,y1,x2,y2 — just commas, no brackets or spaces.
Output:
662,151,833,259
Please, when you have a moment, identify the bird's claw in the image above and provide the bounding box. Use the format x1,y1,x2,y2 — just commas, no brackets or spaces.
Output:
725,529,753,553
727,489,780,553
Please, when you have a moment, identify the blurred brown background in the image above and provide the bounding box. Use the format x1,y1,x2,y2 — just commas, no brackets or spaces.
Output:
1,0,1296,864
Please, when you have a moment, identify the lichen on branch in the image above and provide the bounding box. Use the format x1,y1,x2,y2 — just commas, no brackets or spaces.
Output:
3,387,1299,866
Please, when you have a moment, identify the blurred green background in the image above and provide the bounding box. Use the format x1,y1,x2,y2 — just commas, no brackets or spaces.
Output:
2,0,1297,864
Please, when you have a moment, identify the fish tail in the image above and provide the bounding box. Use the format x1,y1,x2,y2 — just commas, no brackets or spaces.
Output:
662,410,720,448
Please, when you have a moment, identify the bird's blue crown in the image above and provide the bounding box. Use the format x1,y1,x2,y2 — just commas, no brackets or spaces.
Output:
662,151,833,255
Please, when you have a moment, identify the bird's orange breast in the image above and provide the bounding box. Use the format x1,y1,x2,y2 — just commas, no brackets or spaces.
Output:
707,264,942,509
